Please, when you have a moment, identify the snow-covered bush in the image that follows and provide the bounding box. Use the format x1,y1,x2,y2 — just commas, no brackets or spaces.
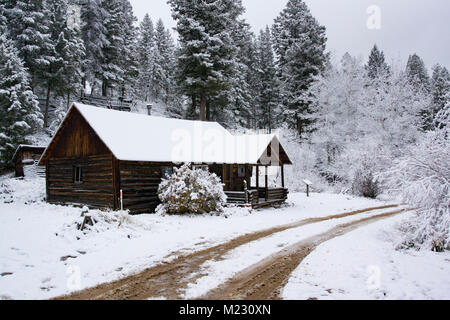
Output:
352,169,380,199
156,164,227,215
384,129,450,251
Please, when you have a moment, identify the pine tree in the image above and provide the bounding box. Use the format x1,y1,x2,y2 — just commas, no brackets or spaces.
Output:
118,0,138,98
37,0,85,128
424,64,450,130
152,19,176,104
366,44,390,79
272,0,327,137
216,19,255,128
0,3,7,32
434,96,449,131
53,0,85,106
2,0,54,89
136,13,154,102
431,64,450,112
100,0,123,96
406,53,430,91
168,0,244,121
255,26,279,131
80,0,108,95
0,34,42,169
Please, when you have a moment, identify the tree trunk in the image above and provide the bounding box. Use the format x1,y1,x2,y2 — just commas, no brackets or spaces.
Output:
102,81,107,97
268,104,272,133
200,94,207,121
206,99,211,121
44,84,51,128
296,117,303,138
82,78,86,97
67,92,71,110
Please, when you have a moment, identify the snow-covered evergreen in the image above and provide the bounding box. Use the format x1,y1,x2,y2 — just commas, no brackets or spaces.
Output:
136,13,154,102
255,26,280,131
80,0,108,94
118,0,138,98
427,64,450,129
168,0,244,121
2,0,54,89
152,19,177,106
0,34,43,169
406,53,430,91
272,0,328,137
42,0,85,128
366,44,390,79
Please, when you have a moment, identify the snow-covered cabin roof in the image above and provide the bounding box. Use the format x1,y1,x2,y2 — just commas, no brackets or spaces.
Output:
12,145,46,163
40,103,292,165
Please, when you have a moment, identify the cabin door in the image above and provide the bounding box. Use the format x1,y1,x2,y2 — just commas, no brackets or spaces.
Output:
223,165,232,191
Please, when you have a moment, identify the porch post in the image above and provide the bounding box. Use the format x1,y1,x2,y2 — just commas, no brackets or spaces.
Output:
265,166,268,201
256,165,259,190
281,164,285,188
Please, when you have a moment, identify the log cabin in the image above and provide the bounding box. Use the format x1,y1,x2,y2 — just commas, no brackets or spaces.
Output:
39,103,292,213
12,145,46,177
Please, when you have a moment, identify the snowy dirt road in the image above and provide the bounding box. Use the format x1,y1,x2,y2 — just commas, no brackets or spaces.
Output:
201,208,408,300
55,205,404,300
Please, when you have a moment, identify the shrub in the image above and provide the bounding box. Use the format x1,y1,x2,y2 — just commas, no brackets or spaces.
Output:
156,163,227,215
352,169,381,199
384,129,450,251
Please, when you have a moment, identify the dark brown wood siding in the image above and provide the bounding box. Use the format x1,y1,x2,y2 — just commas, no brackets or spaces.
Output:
46,108,110,159
223,164,252,191
47,155,114,209
119,161,163,214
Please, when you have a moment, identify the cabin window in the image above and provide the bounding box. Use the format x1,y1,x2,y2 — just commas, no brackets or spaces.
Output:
73,166,83,184
237,166,246,177
162,166,174,178
193,165,208,172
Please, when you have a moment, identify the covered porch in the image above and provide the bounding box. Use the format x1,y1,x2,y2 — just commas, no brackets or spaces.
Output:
218,135,292,208
223,164,289,208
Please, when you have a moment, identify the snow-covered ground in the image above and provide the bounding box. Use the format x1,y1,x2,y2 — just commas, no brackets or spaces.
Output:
182,205,406,299
1,175,448,300
0,175,388,300
282,213,450,300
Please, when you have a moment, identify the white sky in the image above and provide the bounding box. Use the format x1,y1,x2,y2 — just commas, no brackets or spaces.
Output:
129,0,450,70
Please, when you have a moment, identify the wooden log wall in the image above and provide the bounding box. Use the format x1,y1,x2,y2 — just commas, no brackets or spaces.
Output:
119,161,163,214
252,188,289,202
46,154,114,209
266,188,289,201
225,190,258,206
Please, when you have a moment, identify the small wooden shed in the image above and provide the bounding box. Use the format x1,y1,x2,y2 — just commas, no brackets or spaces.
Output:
12,145,46,177
39,103,292,213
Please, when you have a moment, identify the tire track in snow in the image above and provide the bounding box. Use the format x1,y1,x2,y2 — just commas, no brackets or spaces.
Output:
200,208,409,300
54,205,399,300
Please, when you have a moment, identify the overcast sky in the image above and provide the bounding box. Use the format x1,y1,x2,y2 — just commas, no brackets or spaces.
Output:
129,0,450,70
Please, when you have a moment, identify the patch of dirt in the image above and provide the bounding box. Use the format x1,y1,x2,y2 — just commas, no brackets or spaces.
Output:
201,208,408,300
54,205,400,300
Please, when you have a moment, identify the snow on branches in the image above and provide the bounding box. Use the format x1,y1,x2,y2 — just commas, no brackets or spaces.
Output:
157,164,227,215
384,129,450,251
